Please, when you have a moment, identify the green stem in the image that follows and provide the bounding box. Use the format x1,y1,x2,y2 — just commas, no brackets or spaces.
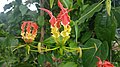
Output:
65,47,94,50
30,50,38,52
82,47,95,50
12,45,25,52
64,46,94,52
30,45,37,48
44,47,59,52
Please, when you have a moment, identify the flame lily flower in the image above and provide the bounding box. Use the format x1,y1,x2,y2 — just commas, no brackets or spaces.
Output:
40,0,71,44
39,8,60,39
21,21,38,43
96,56,114,67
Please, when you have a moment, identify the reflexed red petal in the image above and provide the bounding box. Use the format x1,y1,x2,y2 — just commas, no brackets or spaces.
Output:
40,8,53,18
56,11,62,28
96,56,103,67
31,23,38,30
103,61,114,67
40,8,56,27
61,13,70,26
26,21,31,33
57,0,70,26
31,23,38,35
57,11,63,19
49,16,56,27
21,21,27,32
58,0,66,12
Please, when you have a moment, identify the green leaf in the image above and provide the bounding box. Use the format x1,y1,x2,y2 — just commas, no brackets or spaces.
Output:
95,12,117,43
15,0,22,5
38,53,53,66
77,0,84,6
58,62,77,67
37,16,44,27
50,0,54,8
81,31,92,43
43,37,55,45
113,8,120,27
61,0,73,9
4,35,18,46
76,1,103,25
19,5,28,16
100,41,109,60
69,41,77,48
38,54,46,66
82,38,108,67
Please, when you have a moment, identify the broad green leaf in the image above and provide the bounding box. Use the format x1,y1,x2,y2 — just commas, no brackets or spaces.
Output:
50,0,54,8
113,8,120,27
82,38,109,67
100,41,109,60
43,37,55,45
38,54,46,66
82,38,102,67
95,12,117,44
61,0,73,9
81,31,92,43
19,5,28,16
37,16,44,27
58,62,77,67
106,0,111,16
76,1,103,25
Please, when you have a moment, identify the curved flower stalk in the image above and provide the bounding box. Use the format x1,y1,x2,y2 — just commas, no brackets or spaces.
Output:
96,56,114,67
40,0,71,45
21,21,38,43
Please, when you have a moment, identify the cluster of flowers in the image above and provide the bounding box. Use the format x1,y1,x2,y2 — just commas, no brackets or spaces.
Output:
21,0,71,44
20,0,114,66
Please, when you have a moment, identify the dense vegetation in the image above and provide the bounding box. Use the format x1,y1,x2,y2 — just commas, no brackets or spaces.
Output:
0,0,120,67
